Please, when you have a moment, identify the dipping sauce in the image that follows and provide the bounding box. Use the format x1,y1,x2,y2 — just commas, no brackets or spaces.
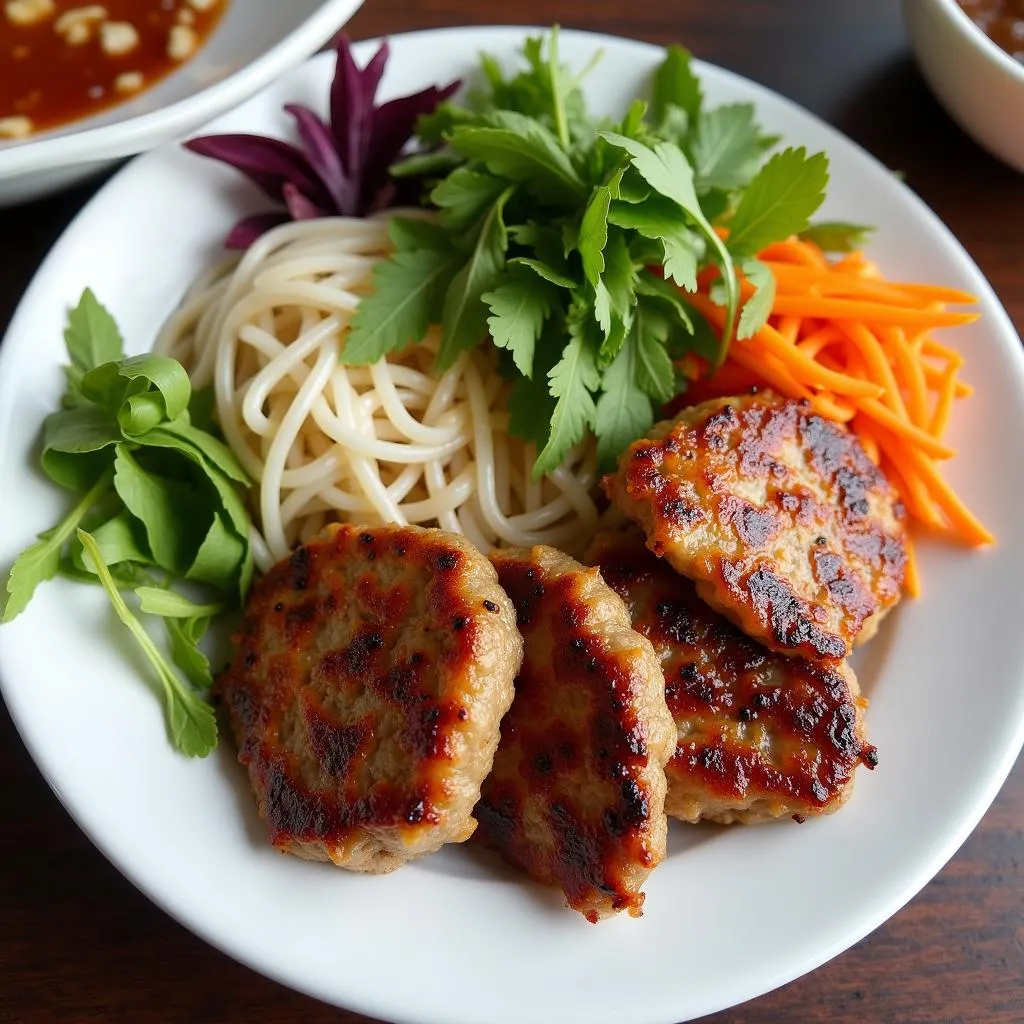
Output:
1,0,228,140
957,0,1024,61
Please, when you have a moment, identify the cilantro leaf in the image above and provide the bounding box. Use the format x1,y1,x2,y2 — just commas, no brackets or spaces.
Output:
737,258,776,339
546,24,572,149
599,131,738,363
726,147,829,259
578,170,622,289
509,256,575,289
482,270,557,377
650,45,702,127
597,230,638,360
595,339,654,469
448,112,587,205
477,29,590,144
691,103,763,192
508,373,557,449
387,216,455,251
78,529,217,757
608,196,701,291
535,325,600,476
431,167,508,232
438,185,514,368
389,150,462,179
800,220,874,253
344,246,461,364
634,272,695,334
1,471,113,623
633,302,677,403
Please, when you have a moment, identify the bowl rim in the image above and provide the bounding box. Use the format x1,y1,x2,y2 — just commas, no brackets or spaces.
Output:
930,0,1024,85
0,0,365,180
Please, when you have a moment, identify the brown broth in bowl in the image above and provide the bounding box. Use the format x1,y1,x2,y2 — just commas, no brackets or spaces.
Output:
957,0,1024,61
1,0,228,141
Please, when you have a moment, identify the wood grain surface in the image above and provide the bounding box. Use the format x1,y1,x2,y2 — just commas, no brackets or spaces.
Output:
1,1,1022,1022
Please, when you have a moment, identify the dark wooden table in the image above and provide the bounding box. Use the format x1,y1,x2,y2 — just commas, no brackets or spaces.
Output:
2,1,1022,1021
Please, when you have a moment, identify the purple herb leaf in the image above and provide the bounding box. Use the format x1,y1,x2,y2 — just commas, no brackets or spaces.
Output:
331,36,389,182
282,182,329,221
184,134,332,210
225,212,292,250
284,103,355,214
361,82,460,210
184,33,459,248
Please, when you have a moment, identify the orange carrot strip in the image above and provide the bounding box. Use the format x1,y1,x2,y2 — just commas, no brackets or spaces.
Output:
759,238,829,269
904,445,994,546
689,293,884,399
858,397,955,459
763,263,976,306
833,321,908,417
920,338,965,366
854,417,945,528
832,251,873,275
858,430,880,464
929,363,960,438
881,325,929,428
768,295,978,328
727,344,814,402
778,315,802,345
903,535,921,598
811,392,856,422
796,325,846,358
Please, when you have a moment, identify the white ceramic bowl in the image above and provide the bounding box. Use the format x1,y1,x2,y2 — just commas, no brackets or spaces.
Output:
904,0,1024,172
0,0,365,206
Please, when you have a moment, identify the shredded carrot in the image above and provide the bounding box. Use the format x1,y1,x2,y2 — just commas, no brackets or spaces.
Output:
678,235,992,591
903,535,922,599
767,295,978,329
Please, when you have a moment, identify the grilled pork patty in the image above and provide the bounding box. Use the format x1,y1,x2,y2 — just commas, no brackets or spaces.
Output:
476,545,675,923
216,523,522,873
604,392,908,662
587,529,877,824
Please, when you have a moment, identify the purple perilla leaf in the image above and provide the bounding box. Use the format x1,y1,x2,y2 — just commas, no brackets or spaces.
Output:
284,103,355,214
185,35,460,247
183,134,332,211
331,35,389,182
282,182,329,221
225,212,291,250
361,82,460,210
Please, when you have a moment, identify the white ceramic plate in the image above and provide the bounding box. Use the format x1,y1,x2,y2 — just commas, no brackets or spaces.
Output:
1,27,1023,1024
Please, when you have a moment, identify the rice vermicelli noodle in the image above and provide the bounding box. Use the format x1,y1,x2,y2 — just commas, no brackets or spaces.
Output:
156,216,602,572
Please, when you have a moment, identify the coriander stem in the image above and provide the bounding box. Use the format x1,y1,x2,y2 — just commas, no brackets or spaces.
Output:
548,25,571,151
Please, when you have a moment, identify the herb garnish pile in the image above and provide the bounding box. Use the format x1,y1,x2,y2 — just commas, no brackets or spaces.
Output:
344,29,860,472
2,291,252,756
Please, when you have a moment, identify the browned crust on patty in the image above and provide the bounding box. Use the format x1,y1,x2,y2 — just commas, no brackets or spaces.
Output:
215,523,522,873
587,529,877,824
476,546,675,923
603,392,908,662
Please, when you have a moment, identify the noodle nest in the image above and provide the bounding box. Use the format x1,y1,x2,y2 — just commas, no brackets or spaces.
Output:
156,217,602,572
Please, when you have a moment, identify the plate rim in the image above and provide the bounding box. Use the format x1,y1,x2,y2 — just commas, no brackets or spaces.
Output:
1,24,1023,1024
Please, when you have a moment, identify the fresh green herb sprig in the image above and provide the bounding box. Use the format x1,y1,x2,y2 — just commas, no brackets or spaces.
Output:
345,28,848,473
2,289,253,757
